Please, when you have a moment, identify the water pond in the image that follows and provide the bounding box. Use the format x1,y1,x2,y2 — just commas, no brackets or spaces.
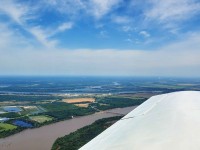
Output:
3,106,22,113
13,120,33,128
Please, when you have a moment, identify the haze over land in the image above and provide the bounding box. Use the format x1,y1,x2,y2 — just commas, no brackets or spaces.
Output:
0,0,200,77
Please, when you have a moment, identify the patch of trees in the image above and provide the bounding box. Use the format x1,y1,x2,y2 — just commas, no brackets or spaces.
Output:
52,116,122,150
0,95,62,101
42,102,95,120
90,96,147,110
0,112,21,118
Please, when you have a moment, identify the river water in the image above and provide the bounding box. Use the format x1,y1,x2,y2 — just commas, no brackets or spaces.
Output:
0,106,137,150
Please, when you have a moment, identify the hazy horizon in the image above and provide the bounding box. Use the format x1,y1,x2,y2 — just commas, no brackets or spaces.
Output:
0,75,200,78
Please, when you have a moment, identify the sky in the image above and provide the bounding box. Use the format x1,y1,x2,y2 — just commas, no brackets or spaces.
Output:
0,0,200,77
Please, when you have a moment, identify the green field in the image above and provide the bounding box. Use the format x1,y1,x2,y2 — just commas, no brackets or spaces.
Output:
0,123,17,132
29,115,53,123
20,106,46,115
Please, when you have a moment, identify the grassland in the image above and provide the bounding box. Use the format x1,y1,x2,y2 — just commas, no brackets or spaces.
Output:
29,115,53,123
62,98,95,103
0,123,17,132
74,103,89,108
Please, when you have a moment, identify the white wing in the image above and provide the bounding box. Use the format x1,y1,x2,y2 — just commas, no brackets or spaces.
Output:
80,91,200,150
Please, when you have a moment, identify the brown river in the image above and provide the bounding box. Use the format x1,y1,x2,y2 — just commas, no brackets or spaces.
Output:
0,106,137,150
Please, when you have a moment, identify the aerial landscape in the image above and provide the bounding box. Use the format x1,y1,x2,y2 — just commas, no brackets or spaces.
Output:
0,0,200,150
0,77,200,149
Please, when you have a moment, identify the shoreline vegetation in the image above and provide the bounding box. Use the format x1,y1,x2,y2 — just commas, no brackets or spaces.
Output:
52,116,122,150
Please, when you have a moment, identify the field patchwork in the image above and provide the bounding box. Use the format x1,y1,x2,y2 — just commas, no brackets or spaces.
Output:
29,115,53,123
21,106,45,115
0,123,17,132
62,98,95,103
74,103,89,108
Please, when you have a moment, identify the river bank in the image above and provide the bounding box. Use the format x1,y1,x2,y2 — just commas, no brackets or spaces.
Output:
0,106,137,150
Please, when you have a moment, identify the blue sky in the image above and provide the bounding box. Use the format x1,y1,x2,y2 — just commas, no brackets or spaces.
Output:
0,0,200,76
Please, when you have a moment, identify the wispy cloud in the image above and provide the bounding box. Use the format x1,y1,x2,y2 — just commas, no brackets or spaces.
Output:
57,22,73,32
0,0,74,48
43,0,85,17
145,0,200,23
0,0,29,24
28,26,58,48
111,15,130,24
89,0,122,19
0,22,34,51
43,0,122,19
1,0,199,50
139,31,151,38
122,26,133,32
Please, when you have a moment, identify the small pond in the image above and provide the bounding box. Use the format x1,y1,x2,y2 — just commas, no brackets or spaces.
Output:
13,120,33,128
3,106,22,112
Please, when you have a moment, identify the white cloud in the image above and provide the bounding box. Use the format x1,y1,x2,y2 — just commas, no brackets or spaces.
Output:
29,26,58,48
43,0,122,19
0,0,63,48
125,38,140,44
112,15,130,24
145,0,200,23
57,22,73,32
125,38,133,43
122,26,133,32
0,0,120,49
45,0,85,16
88,0,122,19
0,1,28,24
28,22,74,48
0,22,32,50
139,31,150,38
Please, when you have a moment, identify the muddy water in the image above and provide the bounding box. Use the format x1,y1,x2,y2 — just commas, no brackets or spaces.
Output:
0,106,137,150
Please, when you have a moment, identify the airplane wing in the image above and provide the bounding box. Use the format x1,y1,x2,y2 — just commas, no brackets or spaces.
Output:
80,91,200,150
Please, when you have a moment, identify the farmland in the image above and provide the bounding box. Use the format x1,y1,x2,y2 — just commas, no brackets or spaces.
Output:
0,123,17,132
0,94,146,138
29,115,53,123
75,103,89,108
62,98,95,103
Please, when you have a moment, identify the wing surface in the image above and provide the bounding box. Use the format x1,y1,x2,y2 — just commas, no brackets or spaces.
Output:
80,91,200,150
